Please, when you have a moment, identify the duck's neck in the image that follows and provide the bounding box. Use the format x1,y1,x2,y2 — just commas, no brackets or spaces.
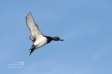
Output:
45,36,53,43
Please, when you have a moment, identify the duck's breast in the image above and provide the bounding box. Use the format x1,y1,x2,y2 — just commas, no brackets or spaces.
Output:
34,37,47,49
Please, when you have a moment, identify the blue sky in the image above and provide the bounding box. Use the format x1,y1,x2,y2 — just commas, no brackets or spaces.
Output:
0,0,112,74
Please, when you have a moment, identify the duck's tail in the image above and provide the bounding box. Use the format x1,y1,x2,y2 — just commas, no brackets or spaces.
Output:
29,44,35,55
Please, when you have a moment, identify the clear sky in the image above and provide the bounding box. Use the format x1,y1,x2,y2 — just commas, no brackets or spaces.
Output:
0,0,112,74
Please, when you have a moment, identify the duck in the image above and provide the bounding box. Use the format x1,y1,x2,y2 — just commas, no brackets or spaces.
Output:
26,12,64,55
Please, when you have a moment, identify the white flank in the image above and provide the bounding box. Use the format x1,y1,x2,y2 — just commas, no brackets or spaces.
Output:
34,36,47,49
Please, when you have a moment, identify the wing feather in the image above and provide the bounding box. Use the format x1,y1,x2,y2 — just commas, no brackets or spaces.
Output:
26,12,43,42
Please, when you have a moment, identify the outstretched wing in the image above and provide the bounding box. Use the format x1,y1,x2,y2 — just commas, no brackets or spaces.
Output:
26,12,43,42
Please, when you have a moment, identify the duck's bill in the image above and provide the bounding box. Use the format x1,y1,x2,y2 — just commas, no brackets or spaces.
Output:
60,39,64,41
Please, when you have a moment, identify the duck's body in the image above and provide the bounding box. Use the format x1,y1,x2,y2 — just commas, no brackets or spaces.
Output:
26,12,64,55
34,36,47,48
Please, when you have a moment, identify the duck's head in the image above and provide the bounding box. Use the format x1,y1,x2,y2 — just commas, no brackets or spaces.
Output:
52,36,64,41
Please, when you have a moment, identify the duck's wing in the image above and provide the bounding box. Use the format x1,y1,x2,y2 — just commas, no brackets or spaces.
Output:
26,12,43,42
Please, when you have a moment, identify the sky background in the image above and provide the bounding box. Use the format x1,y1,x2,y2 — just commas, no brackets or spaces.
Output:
0,0,112,74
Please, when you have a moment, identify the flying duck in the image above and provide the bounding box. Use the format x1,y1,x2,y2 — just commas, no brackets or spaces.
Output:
26,12,64,55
